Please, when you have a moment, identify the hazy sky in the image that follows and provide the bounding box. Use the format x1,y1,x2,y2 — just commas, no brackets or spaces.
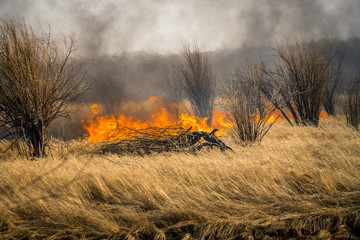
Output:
1,0,359,56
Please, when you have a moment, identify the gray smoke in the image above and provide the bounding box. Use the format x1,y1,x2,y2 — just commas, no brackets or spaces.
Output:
80,53,176,113
1,0,359,56
1,0,360,138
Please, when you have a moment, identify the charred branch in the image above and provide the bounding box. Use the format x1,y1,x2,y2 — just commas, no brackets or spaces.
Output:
98,127,232,156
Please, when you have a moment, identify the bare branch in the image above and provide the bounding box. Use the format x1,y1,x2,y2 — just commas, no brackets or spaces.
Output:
0,18,87,157
174,41,215,125
260,38,340,127
225,60,278,146
346,72,360,130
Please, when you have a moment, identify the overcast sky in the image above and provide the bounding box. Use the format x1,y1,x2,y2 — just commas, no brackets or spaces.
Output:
1,0,360,56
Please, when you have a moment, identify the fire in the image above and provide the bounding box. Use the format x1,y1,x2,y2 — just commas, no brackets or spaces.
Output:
250,109,281,123
82,97,327,142
83,97,232,142
90,104,99,115
267,112,281,123
320,110,328,119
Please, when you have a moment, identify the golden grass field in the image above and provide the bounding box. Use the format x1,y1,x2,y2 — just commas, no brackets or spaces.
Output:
0,117,359,239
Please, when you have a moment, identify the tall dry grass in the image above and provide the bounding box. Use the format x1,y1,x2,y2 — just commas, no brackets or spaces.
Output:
0,118,359,239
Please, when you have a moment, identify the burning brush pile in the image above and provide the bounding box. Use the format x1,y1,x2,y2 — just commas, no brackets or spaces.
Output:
98,127,232,156
82,97,233,155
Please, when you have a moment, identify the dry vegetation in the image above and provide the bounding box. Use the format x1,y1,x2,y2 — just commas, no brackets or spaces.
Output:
346,73,360,130
0,19,86,157
174,41,215,125
260,38,341,127
0,117,359,239
97,128,231,156
226,61,278,145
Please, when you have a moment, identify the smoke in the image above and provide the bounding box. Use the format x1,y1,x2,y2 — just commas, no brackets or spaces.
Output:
79,53,176,113
1,0,360,138
1,0,359,56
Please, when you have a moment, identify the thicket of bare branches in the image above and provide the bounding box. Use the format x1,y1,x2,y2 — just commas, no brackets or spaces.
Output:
323,60,342,116
0,19,87,157
346,73,360,130
226,61,278,146
261,39,340,127
174,42,215,125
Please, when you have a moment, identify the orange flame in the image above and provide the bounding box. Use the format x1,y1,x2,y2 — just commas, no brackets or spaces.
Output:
82,97,327,142
83,97,232,142
320,110,328,119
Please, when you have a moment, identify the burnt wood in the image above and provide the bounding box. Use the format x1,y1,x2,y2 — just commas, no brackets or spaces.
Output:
98,128,233,156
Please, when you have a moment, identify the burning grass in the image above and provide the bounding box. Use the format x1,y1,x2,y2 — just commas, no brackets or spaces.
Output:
83,97,231,142
0,117,359,239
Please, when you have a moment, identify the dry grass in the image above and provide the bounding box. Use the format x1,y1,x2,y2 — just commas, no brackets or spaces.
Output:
0,117,359,239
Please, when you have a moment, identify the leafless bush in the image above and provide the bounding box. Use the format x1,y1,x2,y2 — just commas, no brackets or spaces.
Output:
309,39,344,116
0,19,87,157
261,38,340,126
226,61,278,146
324,61,342,116
174,41,215,125
346,73,360,130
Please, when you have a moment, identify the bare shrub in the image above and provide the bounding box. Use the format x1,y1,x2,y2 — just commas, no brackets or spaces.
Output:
227,61,278,146
324,61,342,116
174,41,215,125
346,73,360,130
0,19,87,157
261,38,340,126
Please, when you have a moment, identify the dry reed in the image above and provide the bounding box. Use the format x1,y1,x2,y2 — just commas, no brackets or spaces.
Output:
0,118,359,239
